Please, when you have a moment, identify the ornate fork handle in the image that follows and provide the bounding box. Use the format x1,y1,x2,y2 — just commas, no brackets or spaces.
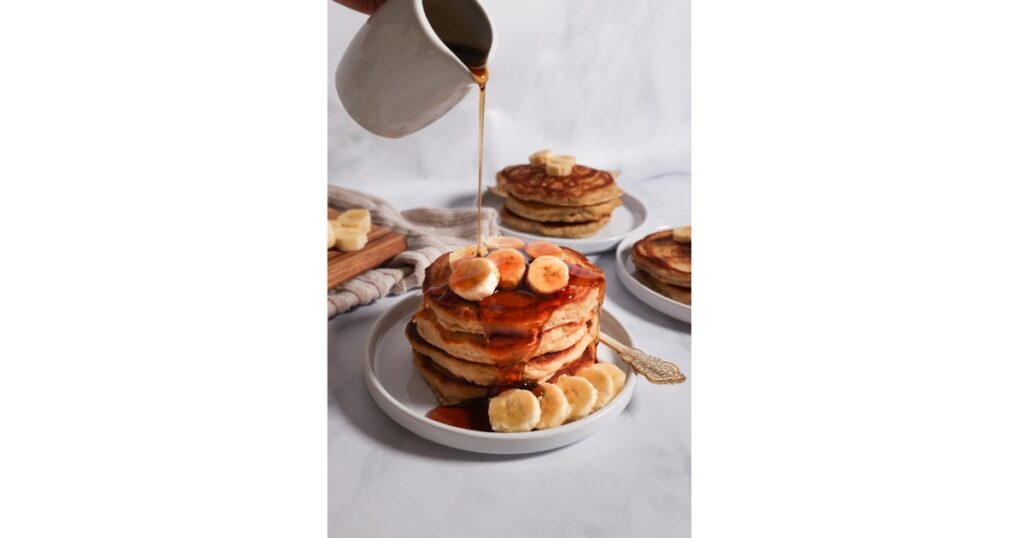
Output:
598,332,687,385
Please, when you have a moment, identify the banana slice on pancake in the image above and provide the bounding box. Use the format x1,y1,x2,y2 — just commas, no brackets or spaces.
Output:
556,375,598,421
488,389,541,433
526,255,570,295
448,245,488,270
534,382,570,430
523,240,563,259
529,149,552,167
577,364,615,410
672,225,691,243
486,248,527,290
448,257,499,301
545,155,576,177
484,235,526,250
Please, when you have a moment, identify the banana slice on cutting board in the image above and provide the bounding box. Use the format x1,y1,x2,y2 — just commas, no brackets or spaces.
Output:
556,375,598,421
336,208,371,233
448,257,499,301
333,226,368,252
488,389,541,433
534,382,570,430
577,365,615,410
327,221,337,250
526,255,570,295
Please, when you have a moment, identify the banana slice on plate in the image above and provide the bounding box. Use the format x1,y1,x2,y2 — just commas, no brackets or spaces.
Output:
534,382,570,430
448,245,488,270
523,240,563,259
672,225,691,243
336,208,371,233
334,226,368,252
486,248,527,290
589,362,626,395
577,365,615,410
327,221,337,250
448,257,499,301
484,235,526,251
488,389,541,433
556,375,598,421
526,255,570,295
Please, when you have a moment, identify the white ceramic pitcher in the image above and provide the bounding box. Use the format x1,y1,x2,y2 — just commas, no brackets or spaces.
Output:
335,0,493,138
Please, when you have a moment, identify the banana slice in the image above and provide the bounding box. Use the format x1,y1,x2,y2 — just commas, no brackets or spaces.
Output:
526,255,570,295
488,389,541,433
523,240,563,259
577,365,615,410
334,226,368,252
589,362,626,395
529,149,552,167
534,383,570,430
486,248,527,290
327,221,336,250
448,245,488,270
556,375,598,421
336,208,371,233
545,155,576,176
448,257,499,301
672,225,691,243
484,235,526,251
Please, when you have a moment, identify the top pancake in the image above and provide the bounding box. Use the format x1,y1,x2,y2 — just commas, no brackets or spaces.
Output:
631,229,691,287
496,164,621,207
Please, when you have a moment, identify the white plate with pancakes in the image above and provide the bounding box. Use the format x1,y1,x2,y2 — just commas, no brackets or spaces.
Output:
483,190,648,255
365,294,638,455
616,226,692,323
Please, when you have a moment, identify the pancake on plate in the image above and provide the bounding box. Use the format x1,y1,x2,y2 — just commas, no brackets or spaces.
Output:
632,226,691,305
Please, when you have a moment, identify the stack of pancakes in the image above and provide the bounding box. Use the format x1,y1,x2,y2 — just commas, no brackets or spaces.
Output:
632,228,692,305
496,163,623,238
407,247,605,406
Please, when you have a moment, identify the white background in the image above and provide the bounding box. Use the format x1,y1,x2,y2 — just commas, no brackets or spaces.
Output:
2,1,1024,537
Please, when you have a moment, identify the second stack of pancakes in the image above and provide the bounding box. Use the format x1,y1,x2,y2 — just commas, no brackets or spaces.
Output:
407,245,606,406
497,155,623,239
632,227,692,305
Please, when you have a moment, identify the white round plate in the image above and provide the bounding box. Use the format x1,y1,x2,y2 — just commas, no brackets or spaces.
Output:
616,226,692,323
483,191,647,255
364,294,637,455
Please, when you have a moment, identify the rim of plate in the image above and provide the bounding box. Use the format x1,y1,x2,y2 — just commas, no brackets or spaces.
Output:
363,294,637,441
486,191,648,252
616,225,692,314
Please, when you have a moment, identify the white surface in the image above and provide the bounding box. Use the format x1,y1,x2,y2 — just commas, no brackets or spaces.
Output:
484,190,648,254
617,226,692,323
365,295,638,454
329,1,690,536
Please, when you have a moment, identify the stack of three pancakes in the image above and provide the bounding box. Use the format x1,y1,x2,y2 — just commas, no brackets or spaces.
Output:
632,228,692,305
407,248,606,406
496,163,623,239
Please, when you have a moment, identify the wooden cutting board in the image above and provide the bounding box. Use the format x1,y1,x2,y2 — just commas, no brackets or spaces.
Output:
328,207,407,290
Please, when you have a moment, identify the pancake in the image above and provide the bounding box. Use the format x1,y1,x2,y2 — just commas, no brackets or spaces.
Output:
407,319,597,386
422,248,604,335
631,229,691,287
504,193,621,223
413,306,595,364
635,269,691,305
413,345,598,406
500,206,610,239
496,164,621,206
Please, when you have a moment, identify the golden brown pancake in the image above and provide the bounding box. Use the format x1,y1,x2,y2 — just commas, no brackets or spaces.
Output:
504,193,622,223
500,206,610,239
631,229,691,287
635,269,691,305
496,164,621,207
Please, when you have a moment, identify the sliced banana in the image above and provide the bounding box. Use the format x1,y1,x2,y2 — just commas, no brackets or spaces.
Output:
556,375,598,421
448,257,499,301
529,149,552,167
523,240,563,260
488,389,541,433
672,225,691,243
327,220,336,250
486,248,527,290
534,382,570,430
484,235,526,251
526,255,570,295
577,365,615,410
334,226,368,252
448,245,488,270
336,208,371,233
589,362,626,395
545,155,576,176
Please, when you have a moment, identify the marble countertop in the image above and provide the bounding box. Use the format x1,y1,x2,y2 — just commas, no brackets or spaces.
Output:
328,172,691,538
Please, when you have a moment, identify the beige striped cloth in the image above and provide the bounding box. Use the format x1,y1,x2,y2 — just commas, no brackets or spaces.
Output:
328,186,498,318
